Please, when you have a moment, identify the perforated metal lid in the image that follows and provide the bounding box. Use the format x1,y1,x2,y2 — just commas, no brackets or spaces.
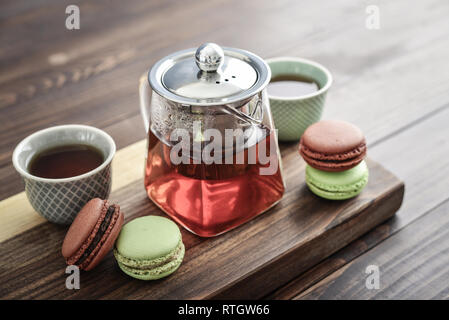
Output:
148,43,270,106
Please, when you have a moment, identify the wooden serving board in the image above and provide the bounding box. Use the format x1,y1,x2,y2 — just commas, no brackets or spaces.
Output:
0,140,404,299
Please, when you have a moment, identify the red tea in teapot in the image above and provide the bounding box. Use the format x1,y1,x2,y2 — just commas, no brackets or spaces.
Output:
144,126,285,237
140,43,286,236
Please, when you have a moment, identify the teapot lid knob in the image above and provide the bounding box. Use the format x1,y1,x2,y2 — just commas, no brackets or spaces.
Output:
195,42,224,72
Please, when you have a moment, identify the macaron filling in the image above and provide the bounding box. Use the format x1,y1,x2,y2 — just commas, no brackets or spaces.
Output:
73,205,116,266
300,143,366,171
66,204,119,267
300,143,367,161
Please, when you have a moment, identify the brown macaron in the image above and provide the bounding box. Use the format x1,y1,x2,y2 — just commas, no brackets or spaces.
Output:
62,198,124,271
299,120,367,172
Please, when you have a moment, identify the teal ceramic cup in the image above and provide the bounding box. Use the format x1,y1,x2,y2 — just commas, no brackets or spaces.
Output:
266,57,332,141
12,125,115,225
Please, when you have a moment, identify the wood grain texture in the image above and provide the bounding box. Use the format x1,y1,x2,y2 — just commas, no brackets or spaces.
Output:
2,0,449,199
267,99,449,299
1,0,448,299
296,199,449,300
0,158,403,299
0,140,145,243
0,0,341,198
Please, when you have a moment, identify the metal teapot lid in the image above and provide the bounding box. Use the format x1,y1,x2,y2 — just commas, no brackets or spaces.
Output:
148,42,270,106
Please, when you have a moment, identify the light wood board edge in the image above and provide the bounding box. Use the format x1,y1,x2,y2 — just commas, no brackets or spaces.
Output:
0,140,146,243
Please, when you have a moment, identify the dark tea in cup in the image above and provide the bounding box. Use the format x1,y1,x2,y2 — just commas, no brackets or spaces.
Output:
29,144,104,179
267,74,320,97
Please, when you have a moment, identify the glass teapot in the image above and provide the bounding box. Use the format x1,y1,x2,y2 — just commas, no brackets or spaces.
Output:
139,43,285,237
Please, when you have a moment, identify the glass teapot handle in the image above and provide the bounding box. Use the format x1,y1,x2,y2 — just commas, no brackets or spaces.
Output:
139,74,151,133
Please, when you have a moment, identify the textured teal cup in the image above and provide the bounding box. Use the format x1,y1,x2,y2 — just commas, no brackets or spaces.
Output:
266,57,332,141
12,125,115,225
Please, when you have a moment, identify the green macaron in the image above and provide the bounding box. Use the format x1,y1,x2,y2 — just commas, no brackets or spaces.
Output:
305,160,369,200
113,215,185,280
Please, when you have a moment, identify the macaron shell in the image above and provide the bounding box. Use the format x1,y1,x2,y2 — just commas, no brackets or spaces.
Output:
299,120,367,172
301,120,365,154
62,198,106,258
307,179,367,200
300,142,367,162
114,215,185,280
115,216,181,260
117,260,182,281
305,161,369,200
84,207,124,271
116,242,185,280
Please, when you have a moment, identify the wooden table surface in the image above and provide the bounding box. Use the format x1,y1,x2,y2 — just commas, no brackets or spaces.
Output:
1,0,449,299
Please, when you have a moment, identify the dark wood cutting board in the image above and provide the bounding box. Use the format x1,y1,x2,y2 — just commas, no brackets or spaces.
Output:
0,139,404,299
